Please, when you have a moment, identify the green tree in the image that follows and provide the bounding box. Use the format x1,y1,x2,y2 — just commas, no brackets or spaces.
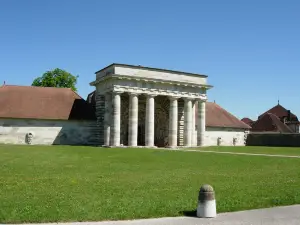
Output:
32,68,79,91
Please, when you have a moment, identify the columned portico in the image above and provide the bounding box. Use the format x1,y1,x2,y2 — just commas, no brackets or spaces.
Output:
128,93,139,146
145,94,155,147
90,63,212,147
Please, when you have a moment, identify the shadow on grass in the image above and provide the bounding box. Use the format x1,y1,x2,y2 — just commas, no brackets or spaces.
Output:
179,210,197,218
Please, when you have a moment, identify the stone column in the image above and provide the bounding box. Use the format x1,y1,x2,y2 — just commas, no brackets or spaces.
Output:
128,93,139,146
197,100,206,146
184,98,193,146
104,92,112,146
111,91,122,146
168,97,178,147
192,101,196,146
145,94,156,147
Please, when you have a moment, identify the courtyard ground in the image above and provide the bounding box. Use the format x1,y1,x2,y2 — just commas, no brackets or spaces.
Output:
1,145,300,223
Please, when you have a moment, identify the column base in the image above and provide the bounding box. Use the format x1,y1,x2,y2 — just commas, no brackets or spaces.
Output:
103,145,124,148
104,145,158,149
144,146,158,149
167,145,178,148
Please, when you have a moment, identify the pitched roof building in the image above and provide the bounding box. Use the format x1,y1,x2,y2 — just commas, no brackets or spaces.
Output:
259,104,299,123
205,102,250,129
0,85,96,120
242,103,299,133
251,113,293,133
0,85,97,146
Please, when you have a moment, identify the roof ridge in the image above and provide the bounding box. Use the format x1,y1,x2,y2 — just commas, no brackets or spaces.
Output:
70,89,84,100
4,84,71,89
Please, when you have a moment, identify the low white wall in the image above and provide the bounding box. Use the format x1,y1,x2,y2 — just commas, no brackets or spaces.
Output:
0,118,97,145
203,127,247,146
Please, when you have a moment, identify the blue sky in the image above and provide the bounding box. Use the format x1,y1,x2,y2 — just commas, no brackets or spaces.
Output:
0,0,299,120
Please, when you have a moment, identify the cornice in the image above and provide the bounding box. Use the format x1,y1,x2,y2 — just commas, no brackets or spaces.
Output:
90,74,213,90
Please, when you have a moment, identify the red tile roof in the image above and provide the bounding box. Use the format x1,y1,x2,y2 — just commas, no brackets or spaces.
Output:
259,104,299,122
251,113,293,133
0,85,96,120
241,117,254,126
201,102,251,129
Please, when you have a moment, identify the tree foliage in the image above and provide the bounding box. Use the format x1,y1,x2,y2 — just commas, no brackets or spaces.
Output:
32,68,79,91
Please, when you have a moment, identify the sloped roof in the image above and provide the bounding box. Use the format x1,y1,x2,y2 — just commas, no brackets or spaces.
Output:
251,113,293,133
0,85,96,120
241,117,254,126
259,104,299,122
202,102,251,129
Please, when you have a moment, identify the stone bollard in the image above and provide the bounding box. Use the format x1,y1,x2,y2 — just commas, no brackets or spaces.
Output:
197,184,217,218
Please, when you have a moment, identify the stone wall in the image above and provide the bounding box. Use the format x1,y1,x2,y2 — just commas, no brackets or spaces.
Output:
95,93,105,145
246,133,300,147
203,127,247,146
177,99,184,146
0,118,97,145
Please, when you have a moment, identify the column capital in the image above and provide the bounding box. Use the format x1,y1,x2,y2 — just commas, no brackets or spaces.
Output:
184,97,194,102
169,96,180,100
112,91,124,95
146,93,157,98
128,92,140,97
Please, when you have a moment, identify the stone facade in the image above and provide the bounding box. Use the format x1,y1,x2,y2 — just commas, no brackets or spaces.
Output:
0,118,97,145
0,64,250,147
90,64,211,147
204,127,248,146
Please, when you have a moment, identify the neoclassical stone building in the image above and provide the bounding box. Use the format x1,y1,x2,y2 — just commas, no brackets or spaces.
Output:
0,63,249,147
90,63,212,147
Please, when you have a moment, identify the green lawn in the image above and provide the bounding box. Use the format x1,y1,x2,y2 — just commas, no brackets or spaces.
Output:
194,146,300,156
1,145,300,223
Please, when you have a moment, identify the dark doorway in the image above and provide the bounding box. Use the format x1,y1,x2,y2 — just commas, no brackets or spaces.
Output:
138,125,145,146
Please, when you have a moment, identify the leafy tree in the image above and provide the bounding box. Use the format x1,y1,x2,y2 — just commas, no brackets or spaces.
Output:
32,68,79,91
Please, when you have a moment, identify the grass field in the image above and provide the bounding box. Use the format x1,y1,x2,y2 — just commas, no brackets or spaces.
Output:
1,145,300,223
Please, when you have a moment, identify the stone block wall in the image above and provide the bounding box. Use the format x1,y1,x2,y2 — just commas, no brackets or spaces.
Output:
95,93,105,145
0,118,97,145
203,127,247,146
177,99,184,146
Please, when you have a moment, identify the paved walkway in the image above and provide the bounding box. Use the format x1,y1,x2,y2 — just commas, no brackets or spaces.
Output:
170,148,300,158
16,205,300,225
